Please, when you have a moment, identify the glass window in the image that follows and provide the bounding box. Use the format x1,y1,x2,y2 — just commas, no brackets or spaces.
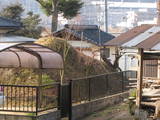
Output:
100,48,110,58
123,0,138,2
130,57,138,67
108,0,122,2
140,0,156,3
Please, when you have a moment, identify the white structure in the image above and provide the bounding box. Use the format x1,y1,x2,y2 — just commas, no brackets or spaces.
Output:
108,0,157,30
104,24,160,78
69,0,106,29
69,0,157,31
116,11,138,28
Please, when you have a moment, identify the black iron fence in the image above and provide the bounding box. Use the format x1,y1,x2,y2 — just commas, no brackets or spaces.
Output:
0,83,60,115
0,71,137,118
37,83,60,113
71,71,137,103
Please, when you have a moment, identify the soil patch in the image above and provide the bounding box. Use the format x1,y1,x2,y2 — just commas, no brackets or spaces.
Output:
81,103,135,120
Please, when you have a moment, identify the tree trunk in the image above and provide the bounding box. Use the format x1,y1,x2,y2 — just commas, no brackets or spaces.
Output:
52,0,59,32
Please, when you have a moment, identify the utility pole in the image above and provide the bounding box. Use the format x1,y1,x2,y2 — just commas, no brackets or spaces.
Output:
105,0,108,32
157,0,160,25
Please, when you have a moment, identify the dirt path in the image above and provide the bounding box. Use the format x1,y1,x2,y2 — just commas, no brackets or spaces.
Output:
80,103,135,120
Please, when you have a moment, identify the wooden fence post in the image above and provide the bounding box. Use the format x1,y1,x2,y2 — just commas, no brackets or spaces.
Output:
69,80,72,120
136,48,143,108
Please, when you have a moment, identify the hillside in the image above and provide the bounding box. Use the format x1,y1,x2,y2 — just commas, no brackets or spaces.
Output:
36,37,116,80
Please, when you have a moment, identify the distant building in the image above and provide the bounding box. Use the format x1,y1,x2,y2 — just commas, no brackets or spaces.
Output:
0,17,22,34
70,0,157,32
0,17,35,43
108,0,157,30
1,0,157,32
69,0,106,31
54,24,115,60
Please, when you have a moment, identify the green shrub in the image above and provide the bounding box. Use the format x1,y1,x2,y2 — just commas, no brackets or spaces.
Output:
42,74,55,84
129,89,136,98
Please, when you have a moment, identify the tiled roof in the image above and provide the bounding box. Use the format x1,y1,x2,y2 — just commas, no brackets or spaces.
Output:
54,25,115,46
0,17,22,28
105,24,153,47
104,24,160,51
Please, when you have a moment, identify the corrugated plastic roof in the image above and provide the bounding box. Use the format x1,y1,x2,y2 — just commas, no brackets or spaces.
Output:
0,42,63,69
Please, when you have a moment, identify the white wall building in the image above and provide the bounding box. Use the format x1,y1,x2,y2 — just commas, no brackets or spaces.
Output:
108,0,157,30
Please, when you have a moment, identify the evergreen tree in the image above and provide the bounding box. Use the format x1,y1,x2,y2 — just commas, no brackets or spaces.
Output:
36,0,83,32
0,4,43,38
0,4,24,22
17,12,43,38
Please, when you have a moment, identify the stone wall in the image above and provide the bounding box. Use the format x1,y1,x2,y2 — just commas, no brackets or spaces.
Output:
0,92,129,120
72,91,129,120
37,110,61,120
0,115,33,120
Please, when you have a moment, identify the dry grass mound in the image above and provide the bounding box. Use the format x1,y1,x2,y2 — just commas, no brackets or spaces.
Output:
36,37,115,80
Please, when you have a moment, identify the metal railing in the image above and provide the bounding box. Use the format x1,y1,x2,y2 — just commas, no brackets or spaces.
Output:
0,83,60,115
71,71,137,103
0,71,137,117
37,83,60,113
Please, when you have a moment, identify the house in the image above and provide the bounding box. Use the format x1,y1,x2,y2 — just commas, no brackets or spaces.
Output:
104,24,160,78
0,17,36,43
53,24,115,60
0,17,22,34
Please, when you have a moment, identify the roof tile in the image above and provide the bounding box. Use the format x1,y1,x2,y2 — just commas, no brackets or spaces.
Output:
136,31,160,50
105,24,153,46
0,17,22,28
54,25,115,45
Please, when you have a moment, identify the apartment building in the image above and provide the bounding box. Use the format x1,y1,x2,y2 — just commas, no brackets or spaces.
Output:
108,0,157,29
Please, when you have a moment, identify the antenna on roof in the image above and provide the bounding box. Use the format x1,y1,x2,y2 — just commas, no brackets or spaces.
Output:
98,26,101,46
80,31,83,53
157,0,160,25
105,0,108,32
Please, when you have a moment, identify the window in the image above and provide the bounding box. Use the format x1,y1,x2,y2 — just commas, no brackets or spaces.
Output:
140,0,156,3
100,48,110,58
108,0,121,2
130,57,138,68
123,0,138,2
